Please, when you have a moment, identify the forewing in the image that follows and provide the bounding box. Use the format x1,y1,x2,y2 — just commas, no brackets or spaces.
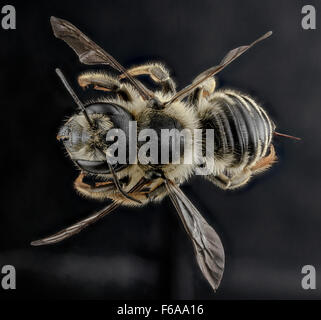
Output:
50,16,153,100
31,176,149,246
165,180,225,291
166,31,272,104
31,202,120,246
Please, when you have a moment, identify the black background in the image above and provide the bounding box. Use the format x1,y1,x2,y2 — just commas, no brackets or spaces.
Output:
1,0,321,299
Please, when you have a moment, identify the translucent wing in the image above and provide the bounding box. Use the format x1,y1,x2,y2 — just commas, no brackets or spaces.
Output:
165,180,225,291
31,202,120,246
31,177,148,246
165,31,272,104
50,16,153,101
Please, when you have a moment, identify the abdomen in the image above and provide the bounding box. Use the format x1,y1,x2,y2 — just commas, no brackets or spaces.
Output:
199,89,275,171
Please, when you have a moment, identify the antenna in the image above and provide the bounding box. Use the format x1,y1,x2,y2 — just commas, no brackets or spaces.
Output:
55,68,94,128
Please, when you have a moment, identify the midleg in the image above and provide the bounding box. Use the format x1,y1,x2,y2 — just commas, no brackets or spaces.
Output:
119,62,176,95
206,173,231,190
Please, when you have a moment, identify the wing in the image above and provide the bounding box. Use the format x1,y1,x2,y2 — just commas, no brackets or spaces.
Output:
31,176,149,246
31,202,120,246
165,180,225,291
165,31,272,104
50,16,153,101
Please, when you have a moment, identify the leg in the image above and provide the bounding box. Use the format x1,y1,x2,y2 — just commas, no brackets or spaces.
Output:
251,145,277,174
188,77,216,108
223,145,276,189
227,169,252,189
119,62,176,95
78,71,133,101
143,181,166,201
207,169,251,190
207,146,276,190
206,173,231,190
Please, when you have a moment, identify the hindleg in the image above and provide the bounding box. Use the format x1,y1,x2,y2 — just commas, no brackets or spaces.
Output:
187,77,216,107
227,169,252,189
251,145,277,174
207,146,276,190
207,168,252,190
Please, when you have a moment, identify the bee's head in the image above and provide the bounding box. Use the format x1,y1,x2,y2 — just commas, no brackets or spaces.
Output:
57,103,133,174
54,68,142,204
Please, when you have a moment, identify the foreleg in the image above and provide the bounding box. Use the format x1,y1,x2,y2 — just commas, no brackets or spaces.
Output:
78,71,133,101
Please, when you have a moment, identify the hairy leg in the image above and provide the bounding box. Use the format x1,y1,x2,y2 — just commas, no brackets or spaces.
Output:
188,77,216,108
78,71,133,101
206,173,231,190
251,145,277,174
207,168,252,190
119,62,176,95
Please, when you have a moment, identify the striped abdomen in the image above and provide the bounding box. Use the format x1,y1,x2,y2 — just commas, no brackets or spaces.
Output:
200,89,275,168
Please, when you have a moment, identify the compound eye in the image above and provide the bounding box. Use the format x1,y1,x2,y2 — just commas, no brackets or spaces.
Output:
76,160,110,174
76,160,128,174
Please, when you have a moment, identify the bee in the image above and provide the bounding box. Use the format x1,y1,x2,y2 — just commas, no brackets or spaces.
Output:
31,17,299,291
